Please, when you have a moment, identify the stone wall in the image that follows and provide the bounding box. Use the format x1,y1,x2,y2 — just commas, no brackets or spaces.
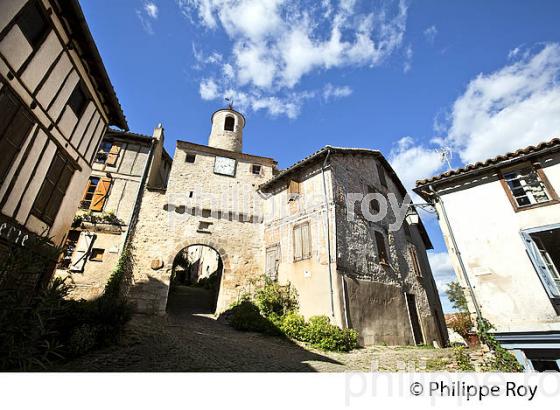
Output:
127,142,276,314
331,153,447,346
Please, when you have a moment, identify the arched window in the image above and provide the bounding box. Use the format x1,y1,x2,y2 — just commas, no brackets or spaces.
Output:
224,116,235,131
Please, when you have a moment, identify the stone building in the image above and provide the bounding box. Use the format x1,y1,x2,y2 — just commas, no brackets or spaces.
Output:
0,0,126,293
55,127,171,300
415,138,560,370
126,107,447,346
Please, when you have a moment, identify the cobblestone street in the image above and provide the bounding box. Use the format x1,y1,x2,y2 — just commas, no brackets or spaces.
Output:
56,290,461,372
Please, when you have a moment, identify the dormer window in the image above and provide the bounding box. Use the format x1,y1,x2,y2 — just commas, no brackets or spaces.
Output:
224,116,235,131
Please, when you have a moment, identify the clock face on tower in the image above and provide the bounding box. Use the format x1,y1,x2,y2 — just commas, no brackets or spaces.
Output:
214,156,237,177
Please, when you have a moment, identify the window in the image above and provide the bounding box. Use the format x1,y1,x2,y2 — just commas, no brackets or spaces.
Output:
293,222,311,261
89,177,111,212
68,82,89,118
252,164,262,175
185,153,196,163
105,143,121,167
288,179,300,201
523,227,560,315
89,248,105,262
502,166,554,209
16,1,49,51
374,230,388,264
81,177,100,209
409,245,422,277
266,246,280,280
95,141,112,163
32,152,74,225
377,163,387,188
58,230,80,269
367,185,380,213
0,86,34,184
224,116,235,131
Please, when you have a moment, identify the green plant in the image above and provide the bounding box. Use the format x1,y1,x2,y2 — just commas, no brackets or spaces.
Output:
446,281,469,312
454,346,475,371
279,311,307,340
476,318,522,372
254,278,298,318
303,315,359,352
223,300,282,336
0,248,132,370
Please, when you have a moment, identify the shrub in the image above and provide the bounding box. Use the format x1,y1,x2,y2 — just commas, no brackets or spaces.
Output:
254,279,298,318
449,312,473,339
477,318,522,372
304,316,359,352
0,250,132,370
224,276,359,352
279,312,307,340
224,300,282,336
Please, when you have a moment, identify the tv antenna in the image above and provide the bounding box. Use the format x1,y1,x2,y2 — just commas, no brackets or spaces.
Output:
437,146,453,170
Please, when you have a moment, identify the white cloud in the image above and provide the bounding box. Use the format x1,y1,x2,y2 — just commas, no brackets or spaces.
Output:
145,2,159,18
389,136,445,193
137,1,159,34
403,44,412,73
428,251,457,312
179,0,408,117
445,43,560,164
199,78,219,100
423,25,437,44
323,83,353,101
390,43,560,188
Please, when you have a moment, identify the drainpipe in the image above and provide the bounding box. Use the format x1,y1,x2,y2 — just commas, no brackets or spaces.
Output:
320,149,337,321
429,186,482,320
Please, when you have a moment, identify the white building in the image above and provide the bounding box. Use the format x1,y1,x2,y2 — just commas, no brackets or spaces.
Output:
415,138,560,371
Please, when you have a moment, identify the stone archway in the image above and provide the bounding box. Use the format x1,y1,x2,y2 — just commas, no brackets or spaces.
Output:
164,239,232,315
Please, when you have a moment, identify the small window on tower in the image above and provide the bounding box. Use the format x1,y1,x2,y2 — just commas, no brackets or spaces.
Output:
224,116,235,131
252,165,261,175
185,153,196,163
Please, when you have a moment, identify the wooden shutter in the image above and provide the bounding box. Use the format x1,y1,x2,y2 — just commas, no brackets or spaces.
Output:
0,88,34,183
301,223,311,259
266,246,279,279
70,232,95,272
90,177,111,211
409,246,422,277
106,143,121,166
293,225,303,261
288,180,300,194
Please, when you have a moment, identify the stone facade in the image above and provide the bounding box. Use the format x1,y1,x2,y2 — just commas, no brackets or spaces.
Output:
55,127,171,300
124,107,447,347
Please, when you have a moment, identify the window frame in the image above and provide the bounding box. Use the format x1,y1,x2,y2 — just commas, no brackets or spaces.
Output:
185,153,196,163
67,82,89,118
293,221,312,262
15,0,51,52
499,162,559,212
251,164,262,175
224,116,235,131
81,177,100,209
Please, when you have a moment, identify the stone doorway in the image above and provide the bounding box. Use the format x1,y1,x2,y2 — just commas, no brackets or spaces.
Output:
166,245,223,315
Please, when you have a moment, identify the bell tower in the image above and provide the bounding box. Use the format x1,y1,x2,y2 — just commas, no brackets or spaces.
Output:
208,107,245,153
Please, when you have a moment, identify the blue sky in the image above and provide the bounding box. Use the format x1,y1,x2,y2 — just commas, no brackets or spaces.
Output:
82,0,560,312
